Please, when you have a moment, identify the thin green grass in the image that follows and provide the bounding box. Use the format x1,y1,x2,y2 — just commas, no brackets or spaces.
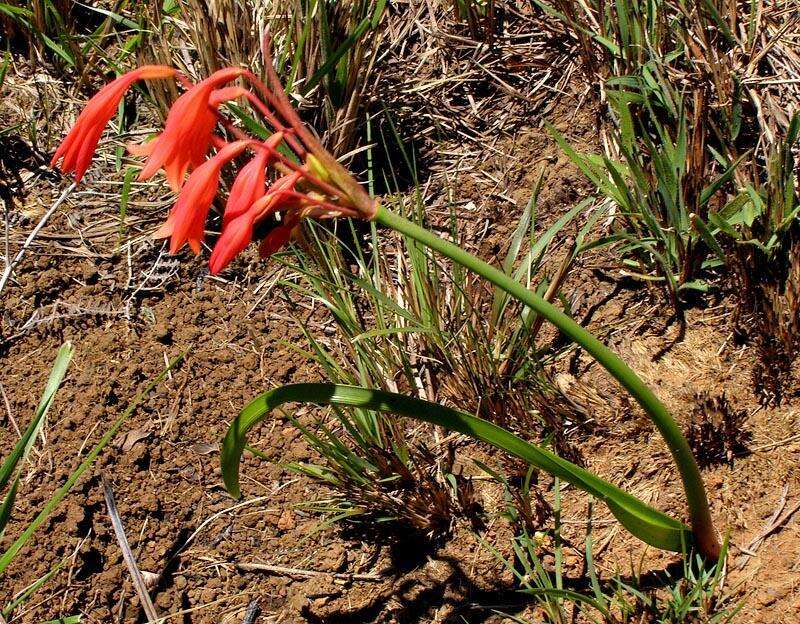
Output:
0,342,73,540
537,0,800,316
485,486,739,623
267,111,597,533
0,345,185,618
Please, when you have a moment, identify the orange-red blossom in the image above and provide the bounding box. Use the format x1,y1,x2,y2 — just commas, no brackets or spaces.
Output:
51,65,176,183
51,64,377,273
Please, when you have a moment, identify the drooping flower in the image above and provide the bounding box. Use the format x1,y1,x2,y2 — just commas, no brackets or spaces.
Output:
154,140,251,254
209,211,256,275
258,214,301,259
133,68,246,192
53,61,380,275
209,171,302,274
51,65,176,183
221,132,284,227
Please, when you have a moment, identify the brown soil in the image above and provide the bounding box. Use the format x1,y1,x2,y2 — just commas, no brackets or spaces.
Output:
2,53,800,624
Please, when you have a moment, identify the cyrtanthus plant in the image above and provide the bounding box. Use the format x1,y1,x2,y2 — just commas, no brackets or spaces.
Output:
50,51,721,560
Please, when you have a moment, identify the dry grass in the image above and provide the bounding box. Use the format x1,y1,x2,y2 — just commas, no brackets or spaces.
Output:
375,1,580,169
138,0,385,158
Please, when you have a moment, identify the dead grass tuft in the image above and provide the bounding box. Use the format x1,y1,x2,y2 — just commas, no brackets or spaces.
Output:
686,391,749,467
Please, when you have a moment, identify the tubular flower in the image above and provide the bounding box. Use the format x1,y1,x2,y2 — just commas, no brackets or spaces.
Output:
54,62,380,274
258,214,301,259
209,172,304,274
155,140,251,254
134,67,246,192
221,132,284,227
51,65,176,183
209,212,256,275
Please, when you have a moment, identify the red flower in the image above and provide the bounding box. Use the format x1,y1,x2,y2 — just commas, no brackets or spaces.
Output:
221,132,284,227
209,170,301,274
209,212,256,275
134,68,245,192
258,214,301,259
51,65,176,183
250,172,304,220
154,140,250,254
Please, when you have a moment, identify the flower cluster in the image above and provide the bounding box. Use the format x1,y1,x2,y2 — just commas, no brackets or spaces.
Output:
52,63,377,273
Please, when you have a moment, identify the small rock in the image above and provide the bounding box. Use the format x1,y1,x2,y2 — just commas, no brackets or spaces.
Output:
276,509,297,531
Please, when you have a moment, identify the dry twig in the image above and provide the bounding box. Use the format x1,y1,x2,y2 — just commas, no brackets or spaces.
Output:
102,473,161,623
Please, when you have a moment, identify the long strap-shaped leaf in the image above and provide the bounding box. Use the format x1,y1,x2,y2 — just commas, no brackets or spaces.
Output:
221,383,690,552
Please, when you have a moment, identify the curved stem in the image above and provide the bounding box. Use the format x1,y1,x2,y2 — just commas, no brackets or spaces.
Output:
373,204,720,560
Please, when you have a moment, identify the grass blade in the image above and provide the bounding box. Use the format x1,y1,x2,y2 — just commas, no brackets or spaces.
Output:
0,352,185,575
0,342,73,491
0,476,19,536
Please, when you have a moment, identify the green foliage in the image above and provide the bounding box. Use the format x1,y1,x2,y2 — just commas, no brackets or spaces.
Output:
221,383,691,553
3,1,149,72
263,114,594,532
709,112,800,257
535,0,800,312
547,96,744,303
0,342,73,539
261,0,387,155
488,499,738,623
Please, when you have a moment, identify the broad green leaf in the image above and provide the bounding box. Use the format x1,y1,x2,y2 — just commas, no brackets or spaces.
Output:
691,214,726,263
222,383,691,552
699,152,748,207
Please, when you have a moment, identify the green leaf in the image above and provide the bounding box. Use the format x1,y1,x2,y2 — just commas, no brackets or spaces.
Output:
351,325,437,342
0,477,19,536
0,51,10,93
2,559,63,616
117,167,136,240
301,16,372,97
699,152,749,207
0,3,33,19
38,32,77,67
222,383,691,552
72,1,139,29
691,213,726,263
0,343,73,492
521,587,612,618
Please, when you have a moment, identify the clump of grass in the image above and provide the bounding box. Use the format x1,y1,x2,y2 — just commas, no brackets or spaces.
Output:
275,218,488,537
285,420,482,537
724,113,800,403
686,392,749,467
537,0,800,323
271,138,597,535
140,0,386,157
2,1,152,75
487,497,740,623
